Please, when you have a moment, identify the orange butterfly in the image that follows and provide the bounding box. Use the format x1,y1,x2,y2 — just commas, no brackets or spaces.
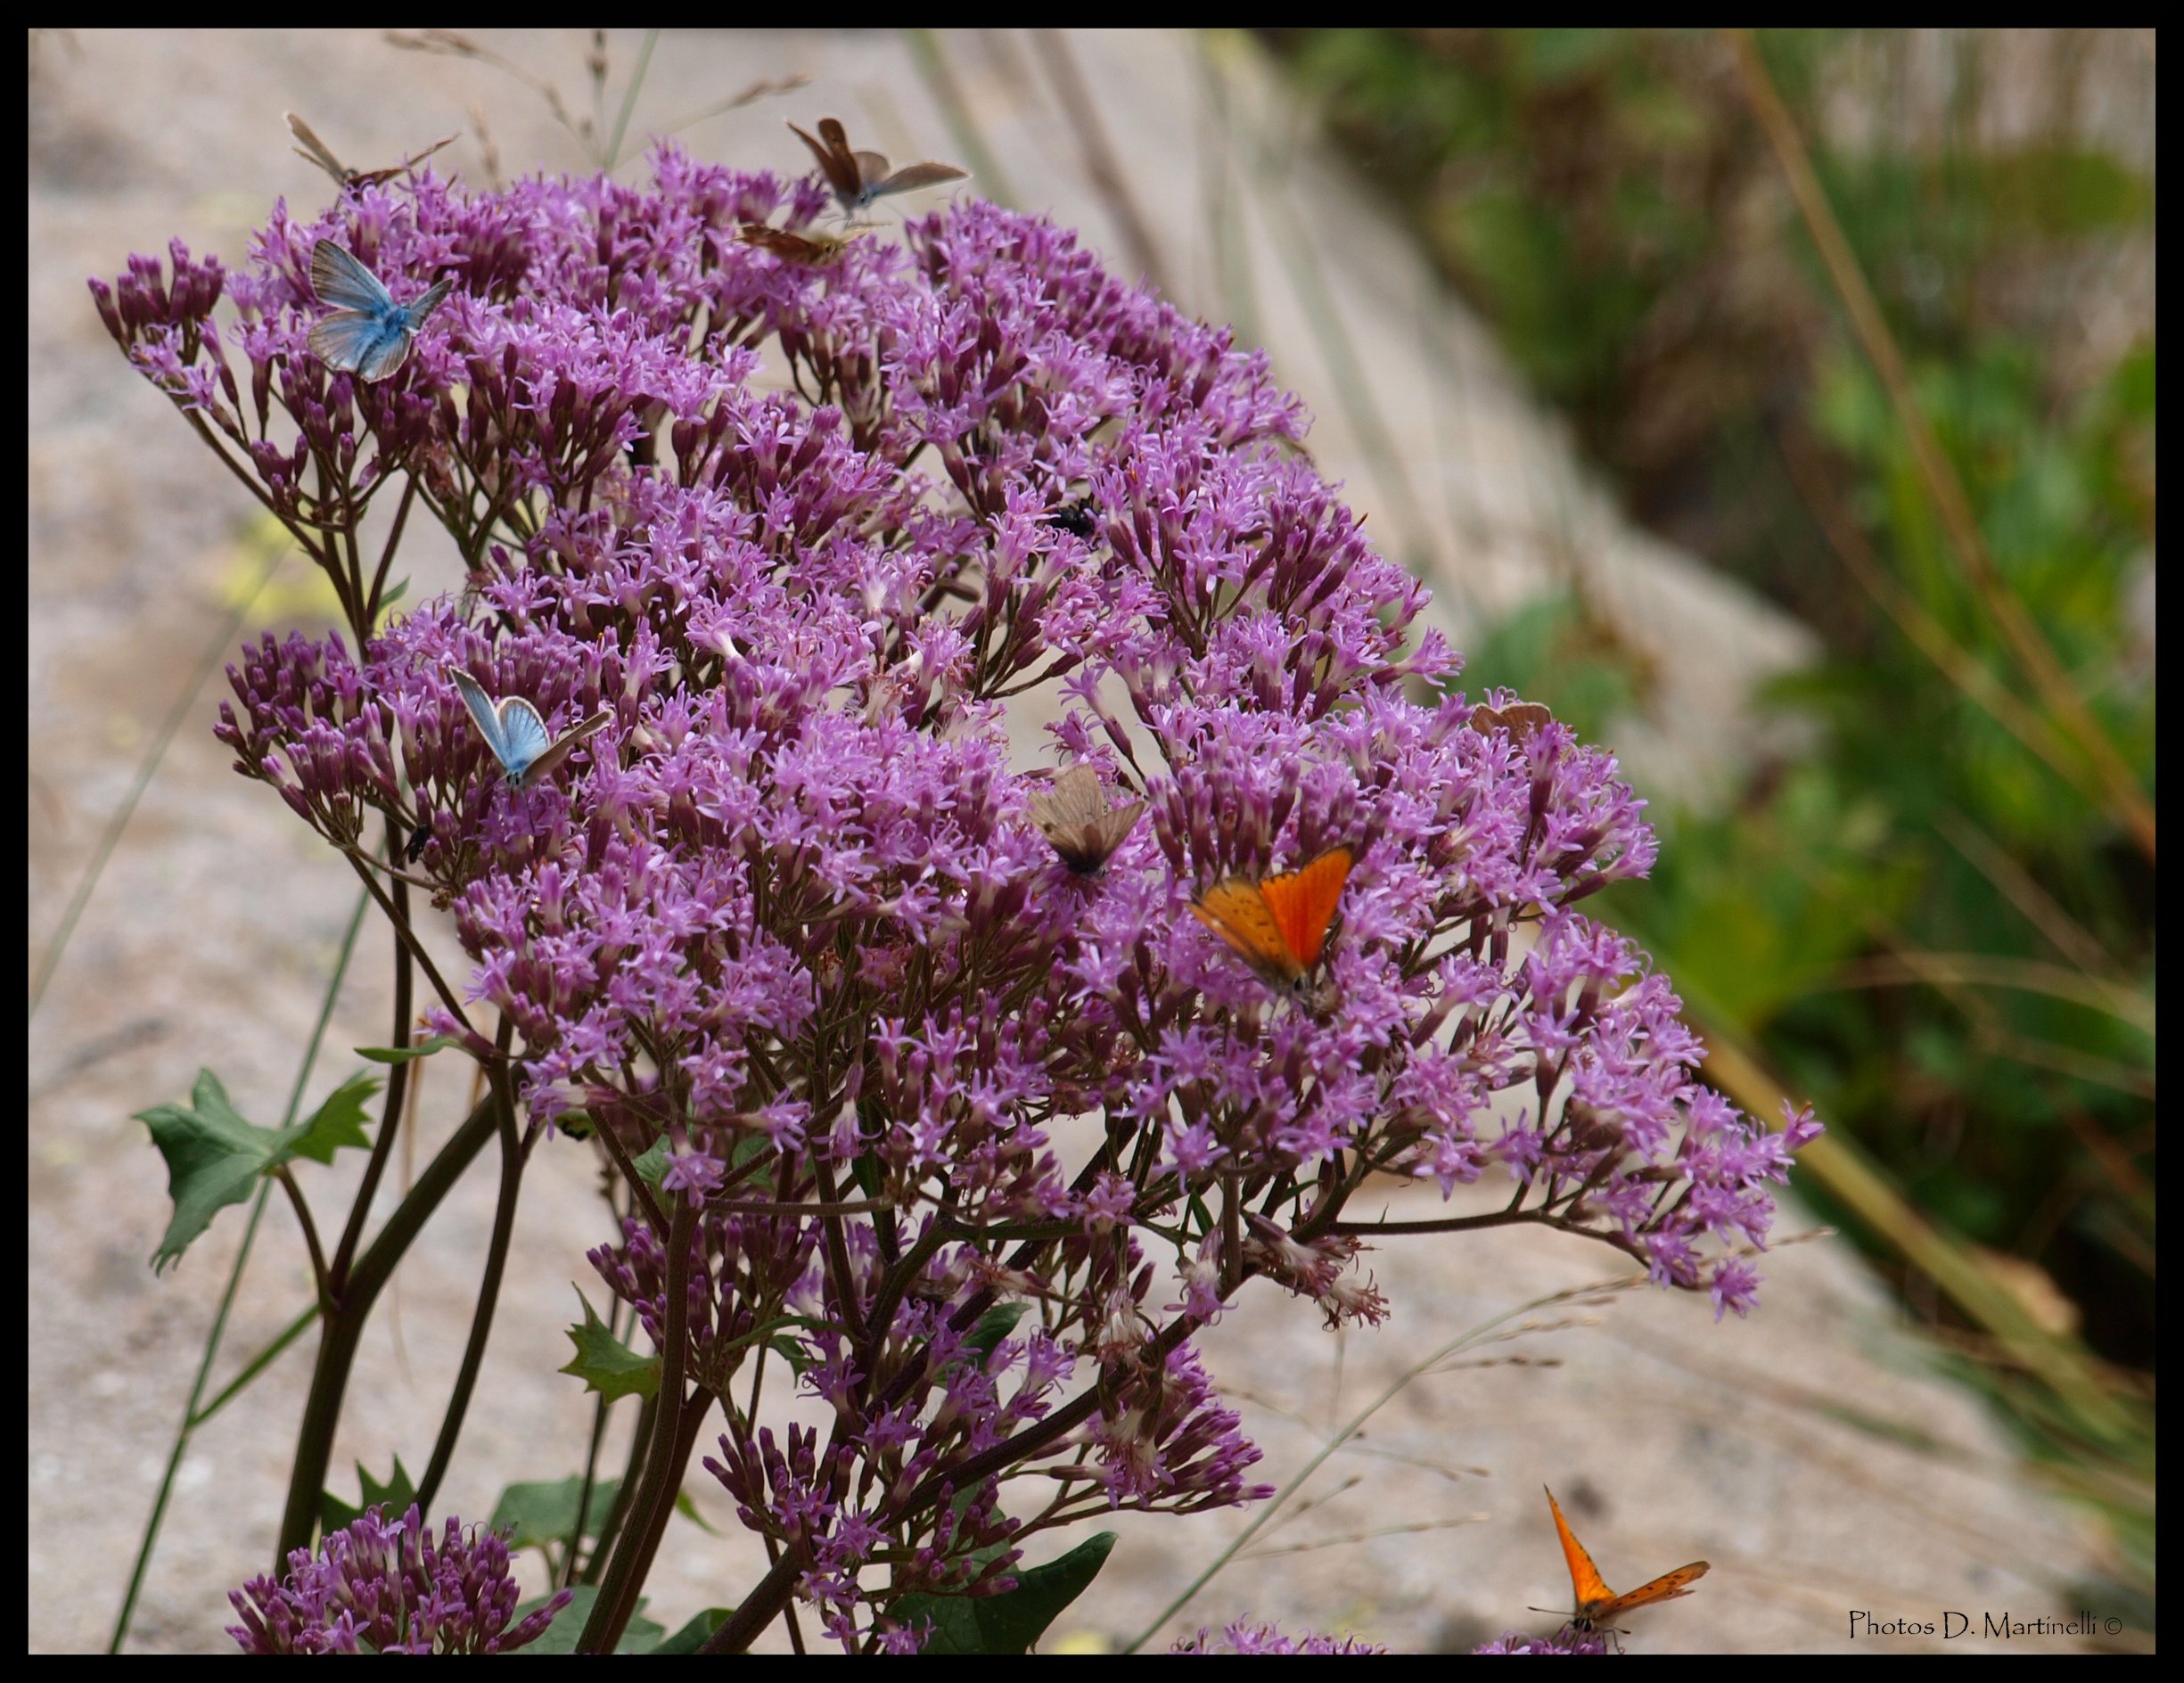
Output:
1544,1486,1709,1636
1189,848,1354,987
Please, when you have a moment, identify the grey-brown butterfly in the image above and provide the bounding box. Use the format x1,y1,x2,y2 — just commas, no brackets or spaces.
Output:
286,111,456,192
736,221,865,266
787,117,967,219
1028,766,1144,877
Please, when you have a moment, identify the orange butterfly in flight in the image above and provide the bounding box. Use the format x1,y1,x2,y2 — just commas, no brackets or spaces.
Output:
1544,1486,1709,1637
1189,847,1354,987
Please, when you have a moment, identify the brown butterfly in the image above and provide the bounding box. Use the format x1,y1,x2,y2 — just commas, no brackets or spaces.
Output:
1028,766,1144,876
1470,701,1554,739
1543,1487,1709,1641
735,222,863,266
787,117,967,218
286,111,456,192
1190,848,1354,988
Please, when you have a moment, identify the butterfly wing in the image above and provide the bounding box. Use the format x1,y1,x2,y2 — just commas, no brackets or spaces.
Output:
1192,879,1300,982
1090,799,1146,859
513,710,611,790
447,666,513,768
738,223,850,264
790,119,865,205
1030,767,1142,874
287,111,351,185
1471,702,1553,739
1029,766,1108,833
1255,847,1353,975
308,310,402,377
310,241,394,314
1545,1488,1618,1622
402,276,456,331
866,160,969,200
491,697,554,784
1594,1562,1709,1624
351,322,420,382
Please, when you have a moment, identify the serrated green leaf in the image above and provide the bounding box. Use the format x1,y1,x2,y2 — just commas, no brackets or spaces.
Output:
559,1290,660,1401
319,1457,418,1535
488,1475,624,1552
285,1071,379,1165
892,1531,1116,1655
650,1606,735,1654
354,1035,460,1064
135,1067,379,1271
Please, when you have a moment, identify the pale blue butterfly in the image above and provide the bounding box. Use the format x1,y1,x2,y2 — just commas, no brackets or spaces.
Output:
308,240,454,383
447,666,612,790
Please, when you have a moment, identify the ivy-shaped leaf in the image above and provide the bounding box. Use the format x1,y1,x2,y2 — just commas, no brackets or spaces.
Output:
284,1071,378,1165
891,1531,1116,1655
559,1291,660,1401
319,1457,418,1536
136,1068,379,1272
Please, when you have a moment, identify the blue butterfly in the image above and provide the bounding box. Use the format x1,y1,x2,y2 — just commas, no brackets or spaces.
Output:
308,240,454,383
447,666,612,790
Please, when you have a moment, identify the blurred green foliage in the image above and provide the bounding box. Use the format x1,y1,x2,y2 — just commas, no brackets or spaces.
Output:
1275,29,2155,1370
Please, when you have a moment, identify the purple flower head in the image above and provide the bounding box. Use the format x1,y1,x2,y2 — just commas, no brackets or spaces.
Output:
1175,1620,1385,1654
225,1504,571,1654
1476,1625,1613,1655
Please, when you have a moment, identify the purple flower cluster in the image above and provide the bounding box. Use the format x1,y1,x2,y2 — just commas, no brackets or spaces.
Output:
1175,1620,1385,1654
100,144,1815,1650
1476,1626,1613,1655
226,1504,571,1654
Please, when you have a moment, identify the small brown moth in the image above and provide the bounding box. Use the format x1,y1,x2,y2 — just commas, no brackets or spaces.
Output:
735,222,863,266
1028,766,1145,877
286,111,456,192
1469,702,1554,740
787,117,967,218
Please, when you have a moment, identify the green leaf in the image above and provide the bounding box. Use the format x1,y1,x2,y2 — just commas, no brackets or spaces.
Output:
135,1067,379,1271
559,1291,660,1401
284,1071,379,1165
768,1334,814,1379
628,1134,669,1192
354,1034,460,1064
511,1587,663,1655
674,1488,721,1536
965,1301,1030,1362
650,1606,735,1654
488,1475,624,1552
892,1531,1117,1655
319,1457,417,1535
